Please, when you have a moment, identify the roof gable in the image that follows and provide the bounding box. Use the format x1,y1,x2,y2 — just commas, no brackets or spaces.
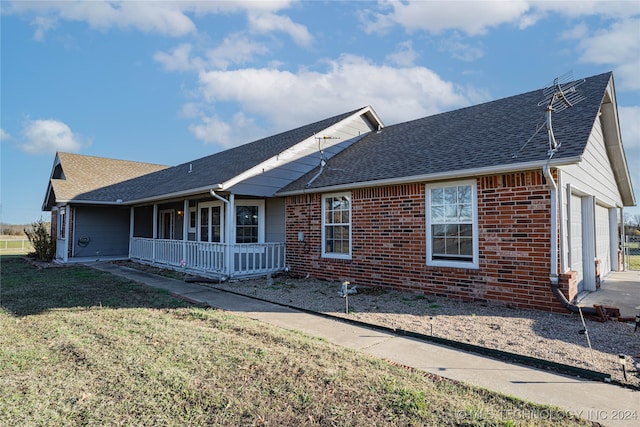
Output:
45,107,382,206
42,152,169,210
278,72,617,195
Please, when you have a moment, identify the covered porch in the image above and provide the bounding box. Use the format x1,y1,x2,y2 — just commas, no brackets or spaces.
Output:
129,237,286,280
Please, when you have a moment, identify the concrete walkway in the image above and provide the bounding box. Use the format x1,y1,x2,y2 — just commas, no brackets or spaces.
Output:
90,262,639,427
578,270,640,318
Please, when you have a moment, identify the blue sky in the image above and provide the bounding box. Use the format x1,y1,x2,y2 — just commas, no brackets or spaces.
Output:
1,0,639,225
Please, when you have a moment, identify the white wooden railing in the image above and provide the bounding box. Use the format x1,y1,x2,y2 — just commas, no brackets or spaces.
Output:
129,237,286,278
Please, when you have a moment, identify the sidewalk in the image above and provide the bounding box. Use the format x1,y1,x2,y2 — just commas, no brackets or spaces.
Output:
90,262,639,427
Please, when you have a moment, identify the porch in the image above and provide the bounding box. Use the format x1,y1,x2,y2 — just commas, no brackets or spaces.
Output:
129,237,286,280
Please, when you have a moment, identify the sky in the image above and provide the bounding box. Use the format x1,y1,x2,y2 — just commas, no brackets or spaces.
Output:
1,0,639,225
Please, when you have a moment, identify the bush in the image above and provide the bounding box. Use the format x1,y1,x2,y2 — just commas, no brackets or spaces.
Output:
24,219,55,262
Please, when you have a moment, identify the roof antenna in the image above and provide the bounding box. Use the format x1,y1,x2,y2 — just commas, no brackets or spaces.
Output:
305,135,341,188
537,71,586,157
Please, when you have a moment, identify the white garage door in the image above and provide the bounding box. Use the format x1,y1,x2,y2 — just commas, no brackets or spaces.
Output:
595,204,611,277
570,195,584,293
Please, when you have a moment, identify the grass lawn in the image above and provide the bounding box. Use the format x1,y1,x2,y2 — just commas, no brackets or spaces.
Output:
0,256,594,426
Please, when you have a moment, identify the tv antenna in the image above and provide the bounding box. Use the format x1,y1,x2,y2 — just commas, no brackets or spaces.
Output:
537,71,586,157
305,134,342,188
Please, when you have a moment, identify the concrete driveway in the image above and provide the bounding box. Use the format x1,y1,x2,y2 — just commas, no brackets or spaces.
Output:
578,270,640,318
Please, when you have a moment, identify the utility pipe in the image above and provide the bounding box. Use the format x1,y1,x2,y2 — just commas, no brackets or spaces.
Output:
543,163,596,315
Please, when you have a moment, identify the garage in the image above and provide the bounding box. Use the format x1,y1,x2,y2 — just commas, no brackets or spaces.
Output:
570,194,584,293
595,204,612,278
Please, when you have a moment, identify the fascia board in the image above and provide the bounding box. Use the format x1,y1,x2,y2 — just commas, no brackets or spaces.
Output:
218,106,380,191
275,156,582,196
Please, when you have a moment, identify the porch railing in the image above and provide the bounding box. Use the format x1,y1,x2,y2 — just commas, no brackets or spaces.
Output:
129,237,286,278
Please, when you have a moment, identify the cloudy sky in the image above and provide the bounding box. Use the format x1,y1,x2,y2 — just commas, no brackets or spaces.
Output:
1,0,639,224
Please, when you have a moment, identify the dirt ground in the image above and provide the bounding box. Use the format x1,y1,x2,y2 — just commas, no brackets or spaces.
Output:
207,273,640,388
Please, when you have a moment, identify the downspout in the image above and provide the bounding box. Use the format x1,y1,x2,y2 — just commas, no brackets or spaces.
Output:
543,153,596,315
210,188,231,279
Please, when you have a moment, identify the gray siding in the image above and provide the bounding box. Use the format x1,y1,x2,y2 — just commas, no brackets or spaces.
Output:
265,198,285,242
73,206,130,257
561,118,622,208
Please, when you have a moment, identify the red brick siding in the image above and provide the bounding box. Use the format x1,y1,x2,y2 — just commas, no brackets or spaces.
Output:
285,171,569,312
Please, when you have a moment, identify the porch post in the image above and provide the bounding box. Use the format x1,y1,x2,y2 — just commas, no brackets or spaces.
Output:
153,204,158,262
128,207,134,258
63,205,70,263
182,199,188,264
228,193,235,278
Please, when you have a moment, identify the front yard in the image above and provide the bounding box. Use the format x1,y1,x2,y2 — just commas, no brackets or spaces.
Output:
0,256,595,426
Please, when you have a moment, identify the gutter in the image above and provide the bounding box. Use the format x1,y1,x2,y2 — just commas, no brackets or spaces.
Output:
277,156,583,197
543,160,596,315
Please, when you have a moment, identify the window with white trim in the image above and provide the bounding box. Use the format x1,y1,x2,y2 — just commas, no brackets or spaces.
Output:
198,201,224,243
58,207,66,239
322,192,351,259
235,201,265,244
426,181,478,268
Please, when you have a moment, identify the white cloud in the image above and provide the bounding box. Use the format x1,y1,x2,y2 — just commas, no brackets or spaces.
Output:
154,44,200,72
19,119,87,154
196,54,477,135
0,128,10,141
188,112,263,147
575,18,640,91
385,40,418,66
361,0,640,37
618,106,640,214
206,34,270,70
248,11,313,46
439,34,484,62
361,0,531,36
560,23,589,41
6,0,300,39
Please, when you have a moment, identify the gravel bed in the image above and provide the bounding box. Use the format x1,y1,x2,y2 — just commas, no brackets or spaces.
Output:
208,274,640,388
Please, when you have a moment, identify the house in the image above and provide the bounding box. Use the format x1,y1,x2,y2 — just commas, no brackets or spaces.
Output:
43,106,383,278
43,72,635,312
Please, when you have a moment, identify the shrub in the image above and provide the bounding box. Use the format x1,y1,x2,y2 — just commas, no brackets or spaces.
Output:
24,218,55,262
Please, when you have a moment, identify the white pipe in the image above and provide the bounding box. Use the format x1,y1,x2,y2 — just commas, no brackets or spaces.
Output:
543,163,559,284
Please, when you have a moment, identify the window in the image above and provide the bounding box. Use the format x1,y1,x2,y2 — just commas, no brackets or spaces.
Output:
236,206,259,243
58,207,66,239
188,207,197,233
322,193,351,258
235,201,264,244
198,202,223,243
426,181,478,268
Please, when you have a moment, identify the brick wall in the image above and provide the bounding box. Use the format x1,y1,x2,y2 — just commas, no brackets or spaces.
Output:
285,171,569,312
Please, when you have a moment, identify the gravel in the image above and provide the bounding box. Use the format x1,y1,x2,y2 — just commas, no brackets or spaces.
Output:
208,274,640,388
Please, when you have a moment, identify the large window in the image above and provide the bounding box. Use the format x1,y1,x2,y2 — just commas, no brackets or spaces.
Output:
235,201,265,244
426,181,478,268
236,206,259,243
322,193,351,259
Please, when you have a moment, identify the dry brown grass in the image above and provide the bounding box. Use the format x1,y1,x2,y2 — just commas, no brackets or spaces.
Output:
0,256,597,426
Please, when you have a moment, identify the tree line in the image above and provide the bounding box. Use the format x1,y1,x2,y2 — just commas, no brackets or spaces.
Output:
1,222,51,237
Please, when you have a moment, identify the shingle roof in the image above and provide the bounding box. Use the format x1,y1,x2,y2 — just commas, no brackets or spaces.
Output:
278,72,612,193
44,152,169,208
46,108,366,205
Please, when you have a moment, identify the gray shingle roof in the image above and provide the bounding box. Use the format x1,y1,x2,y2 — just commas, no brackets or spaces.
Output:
48,108,365,205
278,72,612,193
44,153,169,208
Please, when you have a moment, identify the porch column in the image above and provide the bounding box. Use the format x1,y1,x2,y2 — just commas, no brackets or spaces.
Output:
228,193,235,277
182,199,189,264
153,204,158,262
128,207,134,257
63,205,70,263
